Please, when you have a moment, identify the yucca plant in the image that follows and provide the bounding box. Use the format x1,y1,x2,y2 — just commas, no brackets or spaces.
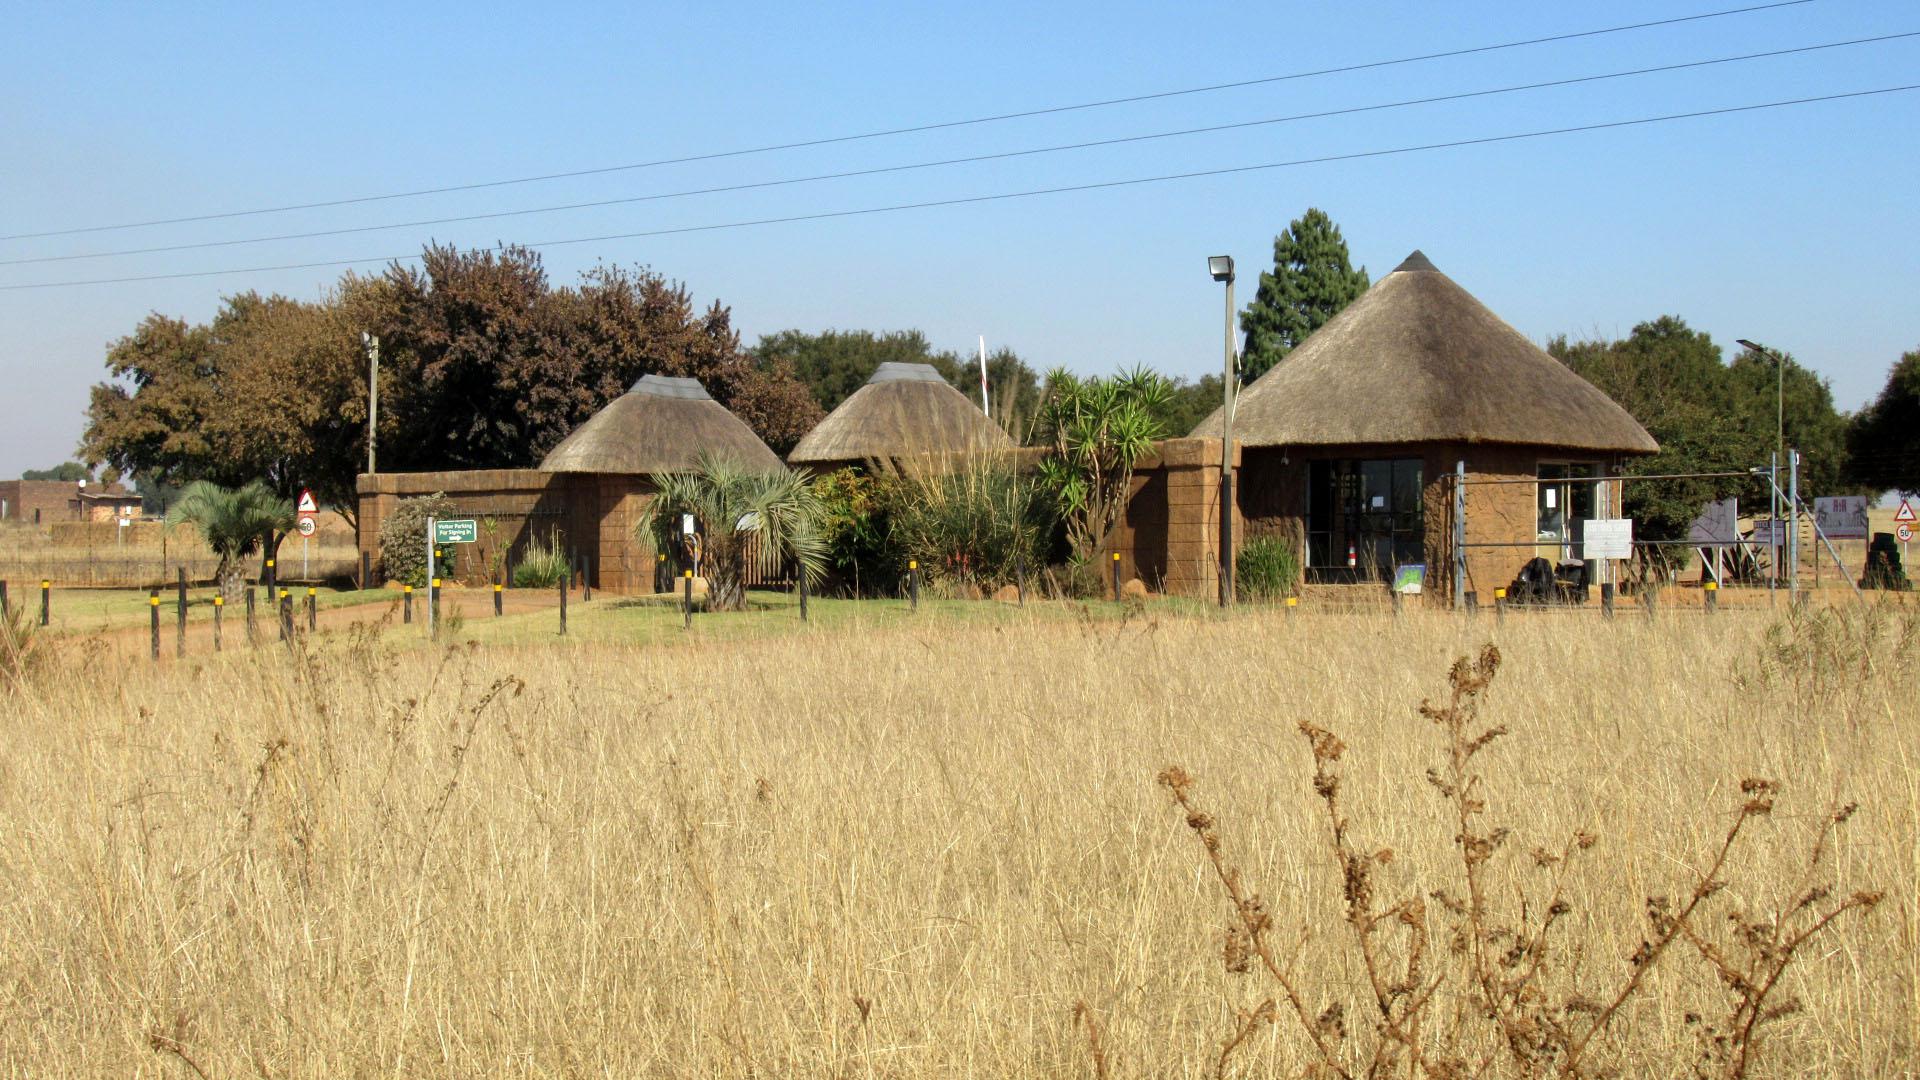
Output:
510,529,571,589
165,480,294,602
1033,365,1168,563
642,454,826,612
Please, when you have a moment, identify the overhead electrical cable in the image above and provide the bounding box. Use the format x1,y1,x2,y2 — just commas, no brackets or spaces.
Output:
7,31,1909,268
1,83,1910,292
0,0,1822,243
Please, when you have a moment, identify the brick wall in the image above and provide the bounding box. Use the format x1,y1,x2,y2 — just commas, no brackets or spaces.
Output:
0,480,133,524
1102,438,1241,597
356,470,659,592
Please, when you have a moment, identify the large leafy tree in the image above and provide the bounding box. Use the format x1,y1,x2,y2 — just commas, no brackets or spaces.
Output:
84,244,821,507
1849,347,1920,495
1239,208,1370,381
20,463,89,481
1547,316,1863,551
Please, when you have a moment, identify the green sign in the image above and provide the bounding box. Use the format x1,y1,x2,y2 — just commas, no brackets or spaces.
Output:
433,518,478,544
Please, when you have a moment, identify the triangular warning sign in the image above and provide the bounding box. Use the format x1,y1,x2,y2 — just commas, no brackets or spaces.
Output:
1896,499,1917,524
297,489,318,514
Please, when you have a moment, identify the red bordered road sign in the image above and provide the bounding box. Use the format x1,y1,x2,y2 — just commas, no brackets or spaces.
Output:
1896,499,1917,524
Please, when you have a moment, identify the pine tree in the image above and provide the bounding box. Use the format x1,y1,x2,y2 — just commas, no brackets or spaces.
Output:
1238,209,1369,381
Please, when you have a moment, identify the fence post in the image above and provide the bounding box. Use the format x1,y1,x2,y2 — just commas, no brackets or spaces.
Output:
279,589,293,643
264,557,275,599
1390,587,1403,617
683,569,693,630
797,570,808,622
1643,586,1656,622
908,560,919,611
213,594,223,652
1,580,8,621
403,584,414,624
176,566,187,659
558,576,568,636
1452,460,1467,611
246,586,256,642
1111,551,1122,602
1601,582,1615,619
656,552,667,593
149,589,160,661
1015,556,1026,607
583,556,591,602
1704,580,1718,615
494,582,503,617
40,580,50,627
430,578,441,641
1495,587,1507,623
307,587,318,632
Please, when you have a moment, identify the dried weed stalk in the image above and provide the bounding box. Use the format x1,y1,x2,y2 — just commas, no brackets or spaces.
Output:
1152,644,1880,1079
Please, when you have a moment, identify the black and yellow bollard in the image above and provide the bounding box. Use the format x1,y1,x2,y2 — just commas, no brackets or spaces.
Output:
558,576,568,636
246,585,257,643
1111,551,1122,602
213,594,224,652
908,560,919,611
1285,596,1298,619
307,586,318,633
40,580,50,627
429,577,441,641
493,581,504,617
403,584,413,624
279,588,293,642
1704,580,1718,615
149,589,160,661
683,569,693,630
1494,587,1507,622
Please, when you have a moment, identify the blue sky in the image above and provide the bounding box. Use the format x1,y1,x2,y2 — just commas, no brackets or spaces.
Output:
2,1,1915,479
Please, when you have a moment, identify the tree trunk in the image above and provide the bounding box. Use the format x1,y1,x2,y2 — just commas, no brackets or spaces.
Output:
217,557,246,606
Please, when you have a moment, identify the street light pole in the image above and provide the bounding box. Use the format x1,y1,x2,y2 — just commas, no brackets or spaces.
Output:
1209,256,1237,606
363,332,380,475
1737,339,1789,597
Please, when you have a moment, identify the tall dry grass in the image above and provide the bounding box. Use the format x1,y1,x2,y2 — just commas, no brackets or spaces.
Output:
0,604,1913,1077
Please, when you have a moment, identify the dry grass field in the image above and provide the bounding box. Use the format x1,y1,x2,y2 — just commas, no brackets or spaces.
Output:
0,602,1914,1077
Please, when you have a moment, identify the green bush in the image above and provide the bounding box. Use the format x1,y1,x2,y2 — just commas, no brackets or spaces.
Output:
1237,534,1301,601
812,468,905,597
511,529,571,589
891,459,1053,592
377,493,454,588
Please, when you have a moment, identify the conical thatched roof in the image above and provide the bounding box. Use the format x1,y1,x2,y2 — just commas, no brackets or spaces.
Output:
1191,252,1657,454
539,375,784,474
788,362,1013,466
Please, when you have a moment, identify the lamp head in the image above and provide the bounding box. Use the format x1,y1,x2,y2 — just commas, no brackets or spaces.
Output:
1207,255,1234,283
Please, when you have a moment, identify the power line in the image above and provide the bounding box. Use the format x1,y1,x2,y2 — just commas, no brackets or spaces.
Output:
4,84,1909,293
0,0,1823,243
10,31,1909,269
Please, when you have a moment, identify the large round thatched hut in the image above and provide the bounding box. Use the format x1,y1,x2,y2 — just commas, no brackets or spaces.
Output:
788,362,1012,472
357,374,781,594
1189,251,1656,602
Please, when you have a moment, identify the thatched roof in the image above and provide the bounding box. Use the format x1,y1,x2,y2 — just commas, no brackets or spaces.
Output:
1190,252,1657,454
788,362,1013,466
539,375,784,474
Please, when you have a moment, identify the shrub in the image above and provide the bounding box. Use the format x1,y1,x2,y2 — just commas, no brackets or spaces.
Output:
812,468,905,597
1236,534,1300,600
376,494,454,587
891,458,1053,592
510,529,571,590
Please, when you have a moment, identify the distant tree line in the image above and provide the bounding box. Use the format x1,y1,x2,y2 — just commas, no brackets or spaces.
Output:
75,220,1919,521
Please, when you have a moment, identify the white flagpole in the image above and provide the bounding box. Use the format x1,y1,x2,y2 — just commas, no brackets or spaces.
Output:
977,335,990,416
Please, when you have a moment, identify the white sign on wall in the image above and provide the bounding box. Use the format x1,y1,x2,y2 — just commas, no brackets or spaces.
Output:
1813,495,1869,540
1583,518,1634,560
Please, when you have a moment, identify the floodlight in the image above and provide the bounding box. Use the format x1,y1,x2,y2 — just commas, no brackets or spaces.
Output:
1207,255,1234,283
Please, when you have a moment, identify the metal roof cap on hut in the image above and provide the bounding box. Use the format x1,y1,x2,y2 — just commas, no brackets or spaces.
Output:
1191,252,1657,454
788,362,1013,467
539,374,784,474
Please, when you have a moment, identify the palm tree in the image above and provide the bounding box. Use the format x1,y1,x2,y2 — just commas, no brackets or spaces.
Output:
165,481,294,602
642,454,826,611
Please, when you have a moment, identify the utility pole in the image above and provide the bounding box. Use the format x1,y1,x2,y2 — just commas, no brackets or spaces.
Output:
1208,256,1238,606
363,332,380,474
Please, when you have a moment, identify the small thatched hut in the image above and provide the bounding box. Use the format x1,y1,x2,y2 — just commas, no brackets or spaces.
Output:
788,362,1012,472
1188,251,1657,601
357,374,782,593
540,374,784,474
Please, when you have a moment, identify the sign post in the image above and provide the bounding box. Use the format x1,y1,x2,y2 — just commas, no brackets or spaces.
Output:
427,518,479,638
296,489,318,580
1897,500,1916,566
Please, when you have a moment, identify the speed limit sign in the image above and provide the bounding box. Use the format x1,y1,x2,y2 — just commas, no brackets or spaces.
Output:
296,516,317,538
1899,523,1913,544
